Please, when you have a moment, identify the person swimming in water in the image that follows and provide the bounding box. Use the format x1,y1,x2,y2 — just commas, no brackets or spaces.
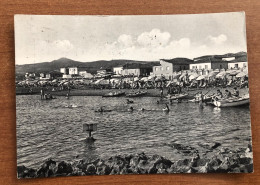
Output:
140,108,145,111
128,106,134,112
97,106,104,112
126,99,134,104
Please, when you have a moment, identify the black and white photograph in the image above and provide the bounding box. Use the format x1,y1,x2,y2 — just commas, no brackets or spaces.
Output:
15,12,253,178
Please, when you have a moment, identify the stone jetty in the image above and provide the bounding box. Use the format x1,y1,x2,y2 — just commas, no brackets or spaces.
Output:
17,145,253,178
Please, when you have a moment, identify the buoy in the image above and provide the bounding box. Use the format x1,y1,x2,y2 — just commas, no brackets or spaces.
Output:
83,123,97,142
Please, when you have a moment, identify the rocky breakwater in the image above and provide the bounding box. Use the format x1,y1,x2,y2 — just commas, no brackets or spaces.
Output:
17,145,253,178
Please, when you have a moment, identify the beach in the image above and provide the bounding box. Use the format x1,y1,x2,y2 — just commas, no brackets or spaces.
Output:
16,86,250,98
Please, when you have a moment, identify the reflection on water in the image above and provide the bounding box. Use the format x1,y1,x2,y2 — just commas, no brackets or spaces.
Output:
16,95,252,168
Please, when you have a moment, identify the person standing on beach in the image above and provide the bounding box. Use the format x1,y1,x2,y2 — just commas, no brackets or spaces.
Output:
40,88,44,99
223,89,232,99
160,87,164,98
232,87,240,97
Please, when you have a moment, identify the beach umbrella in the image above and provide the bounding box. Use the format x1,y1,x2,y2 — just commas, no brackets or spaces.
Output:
140,77,148,82
228,70,240,76
99,79,110,85
196,75,207,81
155,76,164,81
148,75,155,80
189,73,199,80
216,71,226,78
94,79,103,84
173,74,181,79
110,78,120,83
236,71,247,78
208,71,218,77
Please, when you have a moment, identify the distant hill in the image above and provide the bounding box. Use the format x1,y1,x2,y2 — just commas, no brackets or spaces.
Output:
194,51,247,60
16,51,247,75
15,58,159,75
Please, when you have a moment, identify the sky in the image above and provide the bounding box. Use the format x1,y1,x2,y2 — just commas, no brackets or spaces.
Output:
15,12,247,65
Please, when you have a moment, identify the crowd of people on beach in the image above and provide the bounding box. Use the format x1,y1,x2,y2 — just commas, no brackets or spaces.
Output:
16,68,249,96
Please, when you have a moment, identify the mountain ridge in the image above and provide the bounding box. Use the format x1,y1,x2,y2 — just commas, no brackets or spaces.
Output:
15,58,159,74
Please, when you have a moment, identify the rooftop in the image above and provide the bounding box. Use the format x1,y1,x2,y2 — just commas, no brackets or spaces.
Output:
161,58,194,65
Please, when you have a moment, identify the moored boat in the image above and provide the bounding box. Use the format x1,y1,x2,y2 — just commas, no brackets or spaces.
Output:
167,93,188,100
213,97,250,107
189,94,214,103
126,91,147,97
102,91,125,97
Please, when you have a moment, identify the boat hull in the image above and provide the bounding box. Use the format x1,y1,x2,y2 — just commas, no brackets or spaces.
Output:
213,98,250,107
126,91,147,97
168,94,188,100
102,92,125,97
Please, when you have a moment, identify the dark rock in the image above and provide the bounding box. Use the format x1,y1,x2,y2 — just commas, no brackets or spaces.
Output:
128,166,141,174
176,159,191,166
192,158,209,167
85,164,96,175
197,162,215,173
136,154,172,174
96,164,111,175
36,159,57,177
238,157,252,165
120,167,134,174
176,166,191,173
208,157,222,167
239,163,253,173
56,161,73,175
211,142,221,149
129,153,148,168
245,163,254,173
17,165,36,178
110,168,119,175
187,167,198,173
214,161,230,173
93,159,104,167
157,168,167,174
248,144,252,152
231,167,241,173
105,155,128,171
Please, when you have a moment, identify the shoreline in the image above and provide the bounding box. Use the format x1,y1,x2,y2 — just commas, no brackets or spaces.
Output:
16,87,249,98
17,145,253,178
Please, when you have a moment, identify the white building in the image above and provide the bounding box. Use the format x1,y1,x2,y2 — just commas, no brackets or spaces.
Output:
113,66,123,75
190,57,228,70
60,68,66,74
190,63,211,70
227,56,247,69
68,67,78,75
60,67,79,75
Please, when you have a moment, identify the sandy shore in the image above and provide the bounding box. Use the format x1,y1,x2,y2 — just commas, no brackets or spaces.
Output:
16,86,250,98
17,144,253,178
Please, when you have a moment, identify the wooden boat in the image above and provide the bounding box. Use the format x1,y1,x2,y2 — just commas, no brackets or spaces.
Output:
213,97,250,107
189,95,214,103
95,109,112,112
102,91,125,97
167,93,188,100
126,91,147,97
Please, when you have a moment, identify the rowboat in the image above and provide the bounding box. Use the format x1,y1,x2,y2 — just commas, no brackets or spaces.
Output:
102,91,125,97
126,91,147,97
213,97,250,107
167,93,188,100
